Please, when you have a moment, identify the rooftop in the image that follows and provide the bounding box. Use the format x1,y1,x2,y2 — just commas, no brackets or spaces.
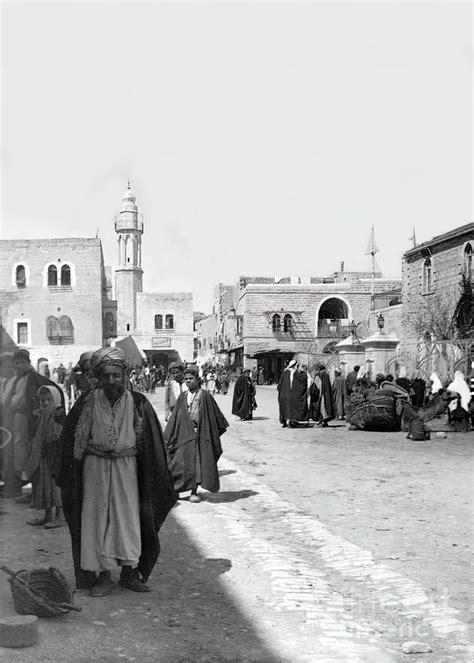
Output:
403,222,473,258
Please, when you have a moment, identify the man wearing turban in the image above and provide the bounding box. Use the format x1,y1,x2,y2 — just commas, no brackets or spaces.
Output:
164,364,228,502
164,361,188,421
57,347,177,596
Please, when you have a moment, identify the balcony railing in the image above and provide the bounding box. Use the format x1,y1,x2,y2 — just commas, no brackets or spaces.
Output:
317,320,351,339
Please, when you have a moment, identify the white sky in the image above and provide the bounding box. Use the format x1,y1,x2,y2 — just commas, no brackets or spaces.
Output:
1,1,472,312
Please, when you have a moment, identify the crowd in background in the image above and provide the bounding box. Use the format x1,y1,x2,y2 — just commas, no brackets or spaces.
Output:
1,350,472,525
0,347,472,597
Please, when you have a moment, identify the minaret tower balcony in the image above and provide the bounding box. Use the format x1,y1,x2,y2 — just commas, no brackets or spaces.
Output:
114,212,144,234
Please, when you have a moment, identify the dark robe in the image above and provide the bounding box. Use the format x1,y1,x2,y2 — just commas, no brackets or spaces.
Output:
311,370,335,423
332,375,346,418
411,378,426,407
345,370,358,397
164,389,228,494
396,377,412,394
232,375,255,420
278,370,308,423
56,390,177,590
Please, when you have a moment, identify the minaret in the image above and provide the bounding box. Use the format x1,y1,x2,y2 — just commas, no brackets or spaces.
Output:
115,181,144,335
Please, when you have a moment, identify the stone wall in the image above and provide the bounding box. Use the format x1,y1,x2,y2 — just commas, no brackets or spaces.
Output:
402,223,473,340
195,314,219,363
115,268,143,335
0,238,114,369
368,304,403,338
236,281,402,356
135,291,194,362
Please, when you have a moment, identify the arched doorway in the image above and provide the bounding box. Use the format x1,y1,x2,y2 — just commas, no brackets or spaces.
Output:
317,297,350,338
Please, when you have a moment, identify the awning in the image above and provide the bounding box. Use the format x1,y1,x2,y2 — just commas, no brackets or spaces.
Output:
0,325,17,353
115,336,146,367
248,348,294,358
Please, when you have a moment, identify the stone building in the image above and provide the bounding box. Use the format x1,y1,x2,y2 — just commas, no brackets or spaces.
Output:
113,183,194,367
0,183,194,372
396,222,473,378
195,314,219,366
195,270,402,380
0,238,116,371
401,222,473,339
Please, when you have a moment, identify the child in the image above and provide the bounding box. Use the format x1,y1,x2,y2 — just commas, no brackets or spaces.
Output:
25,385,65,528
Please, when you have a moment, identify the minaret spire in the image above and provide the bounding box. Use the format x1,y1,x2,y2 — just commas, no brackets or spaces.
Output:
365,225,380,307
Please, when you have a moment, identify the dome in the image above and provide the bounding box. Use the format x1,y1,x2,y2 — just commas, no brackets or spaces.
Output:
122,180,136,202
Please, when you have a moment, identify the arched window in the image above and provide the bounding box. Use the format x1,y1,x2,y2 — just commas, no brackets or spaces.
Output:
46,316,61,341
48,265,58,286
464,243,472,280
165,314,174,330
61,264,71,286
58,315,74,343
154,314,163,330
15,265,26,287
283,314,293,333
423,258,432,293
272,314,281,332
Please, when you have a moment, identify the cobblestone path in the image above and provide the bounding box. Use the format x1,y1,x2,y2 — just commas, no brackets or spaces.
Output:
172,456,470,662
0,385,471,663
165,385,472,662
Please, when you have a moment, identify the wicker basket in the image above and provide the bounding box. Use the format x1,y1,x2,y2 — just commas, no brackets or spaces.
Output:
4,567,78,618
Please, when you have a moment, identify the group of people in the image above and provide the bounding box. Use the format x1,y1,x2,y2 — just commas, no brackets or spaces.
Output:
343,363,474,431
128,364,166,394
0,348,229,597
273,359,474,431
276,360,337,428
1,347,472,601
201,367,231,396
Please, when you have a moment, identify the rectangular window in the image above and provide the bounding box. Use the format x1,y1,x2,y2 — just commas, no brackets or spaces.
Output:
236,316,243,336
17,322,28,345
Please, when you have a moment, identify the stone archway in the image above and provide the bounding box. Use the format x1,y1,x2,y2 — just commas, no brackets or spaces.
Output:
316,296,351,338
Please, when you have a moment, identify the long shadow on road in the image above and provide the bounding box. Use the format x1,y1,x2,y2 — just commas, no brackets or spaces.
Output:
0,501,281,663
199,490,258,503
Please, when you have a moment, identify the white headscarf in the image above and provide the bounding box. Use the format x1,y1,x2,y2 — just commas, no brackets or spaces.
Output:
37,384,62,409
447,371,471,412
356,366,366,380
429,372,443,394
